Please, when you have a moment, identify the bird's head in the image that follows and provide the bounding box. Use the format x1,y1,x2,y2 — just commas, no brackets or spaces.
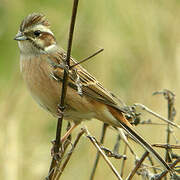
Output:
14,13,57,55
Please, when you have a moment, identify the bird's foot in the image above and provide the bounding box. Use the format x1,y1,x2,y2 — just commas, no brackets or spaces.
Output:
47,57,69,73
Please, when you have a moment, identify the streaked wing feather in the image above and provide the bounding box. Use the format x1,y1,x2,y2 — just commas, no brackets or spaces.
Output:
77,69,117,104
48,50,125,112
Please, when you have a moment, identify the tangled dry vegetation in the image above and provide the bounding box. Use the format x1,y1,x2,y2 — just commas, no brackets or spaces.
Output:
1,0,180,180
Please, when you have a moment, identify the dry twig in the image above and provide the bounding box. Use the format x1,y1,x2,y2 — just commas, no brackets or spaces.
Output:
82,127,123,180
100,146,126,159
48,0,79,179
134,103,180,129
55,130,84,179
70,48,104,69
154,90,176,180
90,123,108,180
126,151,149,180
153,158,180,180
120,142,128,178
152,144,180,150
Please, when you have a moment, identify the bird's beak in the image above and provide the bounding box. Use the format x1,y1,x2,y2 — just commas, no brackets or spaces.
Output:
14,32,27,41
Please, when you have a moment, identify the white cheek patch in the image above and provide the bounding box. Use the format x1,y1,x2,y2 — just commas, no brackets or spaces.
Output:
44,44,56,52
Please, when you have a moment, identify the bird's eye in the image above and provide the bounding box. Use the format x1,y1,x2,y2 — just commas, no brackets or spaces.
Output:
34,30,41,37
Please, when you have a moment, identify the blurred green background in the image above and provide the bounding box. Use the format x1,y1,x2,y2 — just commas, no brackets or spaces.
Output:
0,0,180,179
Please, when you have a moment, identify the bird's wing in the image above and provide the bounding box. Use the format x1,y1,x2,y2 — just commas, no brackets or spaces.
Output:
47,50,126,112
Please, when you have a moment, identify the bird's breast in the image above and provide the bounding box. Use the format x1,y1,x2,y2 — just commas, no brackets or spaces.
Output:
20,54,96,122
20,54,61,115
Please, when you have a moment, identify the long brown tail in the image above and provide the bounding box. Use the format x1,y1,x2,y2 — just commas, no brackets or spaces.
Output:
107,105,171,171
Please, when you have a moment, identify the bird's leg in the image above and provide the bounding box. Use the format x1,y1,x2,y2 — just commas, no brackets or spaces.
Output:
51,123,78,158
61,123,78,143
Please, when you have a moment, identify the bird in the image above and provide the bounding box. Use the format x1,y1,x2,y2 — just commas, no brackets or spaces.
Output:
14,13,171,171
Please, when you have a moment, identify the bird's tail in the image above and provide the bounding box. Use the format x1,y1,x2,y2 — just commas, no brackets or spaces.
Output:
107,105,171,171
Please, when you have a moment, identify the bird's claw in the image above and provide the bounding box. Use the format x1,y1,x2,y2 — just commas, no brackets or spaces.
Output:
47,57,69,73
57,105,65,118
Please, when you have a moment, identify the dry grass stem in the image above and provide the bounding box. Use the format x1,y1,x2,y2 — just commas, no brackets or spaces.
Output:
134,103,180,129
55,130,85,179
90,123,108,180
154,158,180,180
70,48,104,69
147,155,158,174
48,0,80,178
152,144,180,149
82,127,123,180
154,90,176,180
120,143,128,178
126,151,149,180
100,146,126,159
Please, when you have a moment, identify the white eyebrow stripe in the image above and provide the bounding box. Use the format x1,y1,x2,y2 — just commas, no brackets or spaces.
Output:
32,24,54,35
